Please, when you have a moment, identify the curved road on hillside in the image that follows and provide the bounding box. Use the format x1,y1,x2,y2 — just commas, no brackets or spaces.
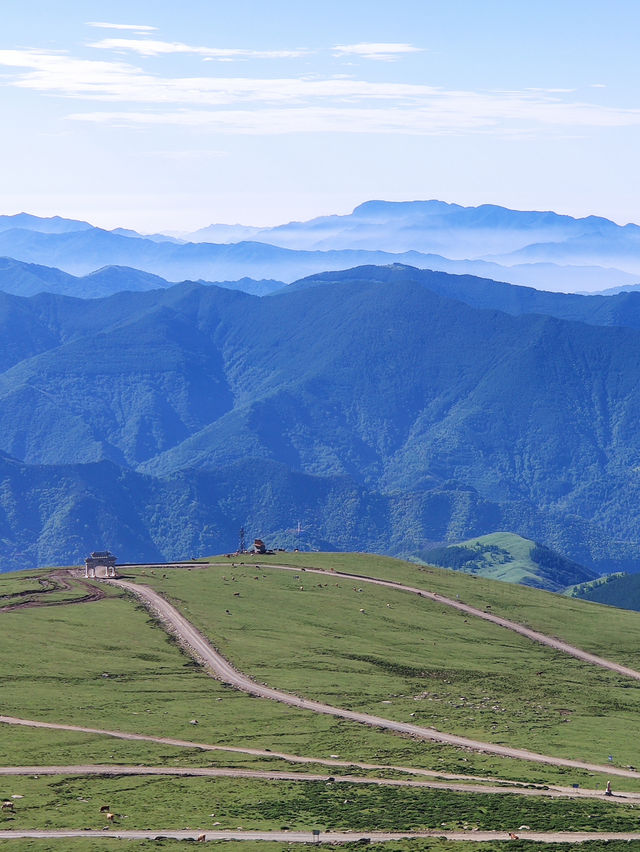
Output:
260,562,640,680
128,559,640,680
110,577,640,779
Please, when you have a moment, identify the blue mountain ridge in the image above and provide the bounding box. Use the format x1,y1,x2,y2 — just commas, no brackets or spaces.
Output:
1,266,640,573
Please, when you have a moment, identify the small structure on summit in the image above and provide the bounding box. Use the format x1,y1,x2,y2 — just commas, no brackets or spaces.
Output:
85,551,119,579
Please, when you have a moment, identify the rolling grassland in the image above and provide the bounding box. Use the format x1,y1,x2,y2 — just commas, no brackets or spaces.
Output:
3,554,640,848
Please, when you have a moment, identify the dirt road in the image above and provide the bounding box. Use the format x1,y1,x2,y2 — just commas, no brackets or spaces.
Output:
111,578,640,779
3,829,640,843
0,572,105,612
0,763,633,800
0,713,545,786
260,562,640,680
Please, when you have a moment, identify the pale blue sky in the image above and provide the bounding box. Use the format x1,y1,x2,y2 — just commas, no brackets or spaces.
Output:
2,0,640,230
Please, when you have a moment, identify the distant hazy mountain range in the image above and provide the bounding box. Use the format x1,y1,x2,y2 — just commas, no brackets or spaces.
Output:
185,199,640,257
1,201,639,292
2,265,640,572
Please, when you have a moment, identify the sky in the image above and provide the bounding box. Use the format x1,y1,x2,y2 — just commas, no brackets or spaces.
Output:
2,0,640,231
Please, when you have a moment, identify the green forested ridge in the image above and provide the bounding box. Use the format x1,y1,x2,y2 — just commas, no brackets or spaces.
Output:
1,268,640,571
570,572,640,611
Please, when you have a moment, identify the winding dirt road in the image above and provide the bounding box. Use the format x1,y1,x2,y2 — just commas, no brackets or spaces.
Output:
0,572,105,612
110,577,640,779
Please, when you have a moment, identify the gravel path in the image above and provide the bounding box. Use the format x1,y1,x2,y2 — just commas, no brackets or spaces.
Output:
0,714,539,786
3,829,640,843
0,763,633,800
110,578,640,779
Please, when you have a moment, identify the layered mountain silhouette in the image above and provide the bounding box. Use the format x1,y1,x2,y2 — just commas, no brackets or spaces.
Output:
0,213,93,234
184,200,640,289
187,199,640,256
2,265,640,572
1,202,639,292
0,257,283,299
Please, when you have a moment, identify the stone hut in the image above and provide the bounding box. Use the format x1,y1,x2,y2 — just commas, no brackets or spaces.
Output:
85,551,119,579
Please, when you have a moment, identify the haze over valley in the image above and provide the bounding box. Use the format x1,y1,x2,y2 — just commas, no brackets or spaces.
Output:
1,204,640,581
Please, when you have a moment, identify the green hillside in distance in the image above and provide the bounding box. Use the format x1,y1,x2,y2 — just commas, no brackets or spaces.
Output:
419,532,597,591
570,571,640,612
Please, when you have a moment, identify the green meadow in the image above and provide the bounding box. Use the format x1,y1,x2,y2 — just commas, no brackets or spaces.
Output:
1,774,640,833
217,553,640,668
4,554,640,847
130,559,640,772
0,577,595,788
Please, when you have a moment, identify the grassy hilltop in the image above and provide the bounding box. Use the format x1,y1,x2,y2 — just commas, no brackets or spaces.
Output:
3,552,640,848
419,533,597,591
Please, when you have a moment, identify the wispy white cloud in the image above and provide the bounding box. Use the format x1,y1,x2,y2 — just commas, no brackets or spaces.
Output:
0,49,433,103
333,42,422,61
87,22,157,33
89,37,308,60
68,97,640,137
1,47,639,137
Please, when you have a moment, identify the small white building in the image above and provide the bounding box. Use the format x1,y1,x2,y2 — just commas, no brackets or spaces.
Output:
85,551,119,579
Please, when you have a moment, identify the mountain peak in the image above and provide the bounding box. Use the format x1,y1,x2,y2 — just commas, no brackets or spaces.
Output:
351,199,462,218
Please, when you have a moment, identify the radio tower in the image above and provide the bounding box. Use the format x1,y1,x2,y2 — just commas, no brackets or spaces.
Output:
238,526,246,554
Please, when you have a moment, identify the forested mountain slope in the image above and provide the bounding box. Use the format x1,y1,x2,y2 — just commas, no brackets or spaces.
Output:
1,268,640,572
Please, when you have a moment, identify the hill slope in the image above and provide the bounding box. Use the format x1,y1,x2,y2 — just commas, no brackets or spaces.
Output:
420,532,597,591
294,264,640,330
7,553,640,839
